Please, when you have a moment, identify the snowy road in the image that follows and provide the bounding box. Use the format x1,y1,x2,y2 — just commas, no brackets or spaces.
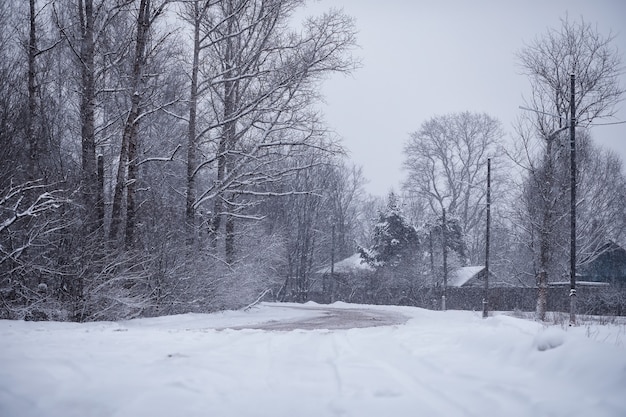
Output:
1,302,625,417
227,303,409,330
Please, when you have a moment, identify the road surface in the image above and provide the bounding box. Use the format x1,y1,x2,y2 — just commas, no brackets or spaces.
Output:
228,303,410,331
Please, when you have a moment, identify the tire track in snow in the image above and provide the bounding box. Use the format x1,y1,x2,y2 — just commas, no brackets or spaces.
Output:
340,329,477,416
389,322,544,417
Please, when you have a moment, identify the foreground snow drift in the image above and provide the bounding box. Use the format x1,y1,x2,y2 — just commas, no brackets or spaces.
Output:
1,302,625,417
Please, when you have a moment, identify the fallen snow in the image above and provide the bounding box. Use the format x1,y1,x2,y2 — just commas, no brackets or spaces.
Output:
1,302,625,417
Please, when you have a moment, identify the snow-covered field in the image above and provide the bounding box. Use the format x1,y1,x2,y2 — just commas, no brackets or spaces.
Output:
1,302,625,417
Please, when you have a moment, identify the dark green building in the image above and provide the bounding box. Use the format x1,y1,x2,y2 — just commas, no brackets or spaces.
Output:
580,241,626,286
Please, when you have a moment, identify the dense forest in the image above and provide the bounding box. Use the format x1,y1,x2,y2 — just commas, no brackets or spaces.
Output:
1,1,624,321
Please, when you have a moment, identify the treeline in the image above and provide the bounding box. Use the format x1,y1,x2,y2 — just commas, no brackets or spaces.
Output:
0,0,365,320
1,4,625,322
332,17,626,321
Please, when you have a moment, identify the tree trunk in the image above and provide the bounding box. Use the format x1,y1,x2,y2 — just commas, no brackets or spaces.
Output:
210,3,238,259
225,211,235,264
109,0,150,247
79,0,99,236
185,4,201,242
536,270,548,320
27,0,38,181
109,119,130,241
125,115,139,249
536,137,554,321
97,153,104,228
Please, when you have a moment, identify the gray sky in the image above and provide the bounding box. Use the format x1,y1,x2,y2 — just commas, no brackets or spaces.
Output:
299,0,626,196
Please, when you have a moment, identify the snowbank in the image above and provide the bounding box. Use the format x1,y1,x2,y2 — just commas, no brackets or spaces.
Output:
1,303,625,417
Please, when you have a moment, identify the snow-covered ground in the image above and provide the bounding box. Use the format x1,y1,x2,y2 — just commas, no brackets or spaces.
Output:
1,302,625,417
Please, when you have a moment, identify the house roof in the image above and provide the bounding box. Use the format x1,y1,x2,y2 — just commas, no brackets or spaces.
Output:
316,253,374,274
550,281,610,287
449,266,485,287
580,240,626,265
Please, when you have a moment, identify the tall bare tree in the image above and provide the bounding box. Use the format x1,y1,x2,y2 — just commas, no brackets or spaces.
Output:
76,0,99,234
572,132,626,265
179,0,217,240
108,0,172,247
182,0,356,263
403,111,504,263
515,16,624,320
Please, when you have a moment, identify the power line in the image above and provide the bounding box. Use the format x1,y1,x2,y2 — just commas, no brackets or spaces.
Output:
588,120,626,126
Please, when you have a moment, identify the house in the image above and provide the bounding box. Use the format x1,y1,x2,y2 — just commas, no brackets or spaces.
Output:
448,266,493,288
308,253,375,301
316,253,374,275
579,241,626,286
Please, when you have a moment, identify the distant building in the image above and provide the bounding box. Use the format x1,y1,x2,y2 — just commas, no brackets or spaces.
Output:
316,253,374,275
448,266,498,288
579,241,626,286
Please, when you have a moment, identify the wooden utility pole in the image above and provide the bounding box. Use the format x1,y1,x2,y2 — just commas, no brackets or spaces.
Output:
330,222,335,303
442,208,448,311
569,73,577,326
429,230,435,283
483,158,491,318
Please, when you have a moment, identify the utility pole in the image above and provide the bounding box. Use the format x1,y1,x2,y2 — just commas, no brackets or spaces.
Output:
518,73,581,325
483,158,491,318
330,222,335,303
429,230,435,283
569,73,577,326
442,208,448,311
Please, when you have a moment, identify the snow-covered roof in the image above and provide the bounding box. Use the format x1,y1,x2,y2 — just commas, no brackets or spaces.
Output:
449,266,485,287
550,281,610,287
316,253,374,274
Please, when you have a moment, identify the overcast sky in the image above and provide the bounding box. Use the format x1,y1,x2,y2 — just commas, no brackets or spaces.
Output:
297,0,626,196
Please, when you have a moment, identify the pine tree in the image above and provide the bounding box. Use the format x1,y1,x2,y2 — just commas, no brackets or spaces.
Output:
359,192,420,268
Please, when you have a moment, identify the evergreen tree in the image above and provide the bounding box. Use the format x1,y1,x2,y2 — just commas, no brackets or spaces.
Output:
359,192,420,268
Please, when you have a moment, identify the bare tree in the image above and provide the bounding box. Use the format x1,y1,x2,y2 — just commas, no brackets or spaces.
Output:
53,0,135,232
75,0,99,234
0,180,67,319
0,0,359,319
109,0,172,247
326,163,367,261
560,131,626,270
178,0,217,241
518,16,623,132
515,16,624,320
0,3,24,184
403,111,504,263
181,1,356,263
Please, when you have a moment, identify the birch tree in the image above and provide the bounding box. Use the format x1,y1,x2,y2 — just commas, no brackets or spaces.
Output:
53,0,133,233
183,0,356,263
108,0,172,247
73,0,99,234
0,3,23,184
178,0,216,239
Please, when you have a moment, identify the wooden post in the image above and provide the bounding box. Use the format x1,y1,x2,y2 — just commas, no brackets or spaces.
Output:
569,73,577,326
483,158,491,318
330,222,335,303
429,230,435,284
442,208,448,311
